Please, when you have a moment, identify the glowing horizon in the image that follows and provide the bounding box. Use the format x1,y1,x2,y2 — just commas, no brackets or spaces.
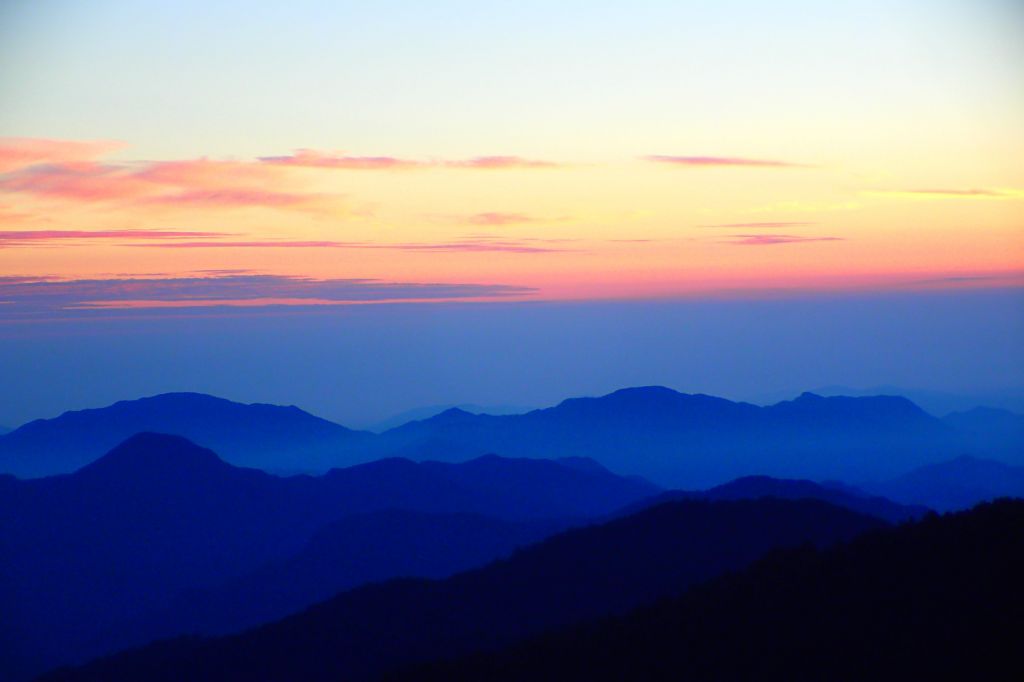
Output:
1,0,1022,317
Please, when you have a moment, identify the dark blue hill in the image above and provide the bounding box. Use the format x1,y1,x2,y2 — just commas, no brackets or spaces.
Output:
0,433,654,680
42,497,883,682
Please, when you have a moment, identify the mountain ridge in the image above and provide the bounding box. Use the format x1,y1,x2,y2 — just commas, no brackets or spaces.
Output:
392,500,1024,681
3,386,1020,485
41,497,884,682
1,433,656,680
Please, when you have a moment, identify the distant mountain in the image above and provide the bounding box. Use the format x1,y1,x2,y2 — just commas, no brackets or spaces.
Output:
621,475,928,523
375,387,965,485
6,387,1018,485
941,407,1024,459
44,498,883,682
792,384,1024,416
1,433,655,680
868,455,1024,511
0,425,9,435
0,393,373,477
369,403,534,433
399,500,1024,682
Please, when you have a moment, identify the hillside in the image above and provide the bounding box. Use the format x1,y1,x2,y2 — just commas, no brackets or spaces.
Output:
43,498,883,682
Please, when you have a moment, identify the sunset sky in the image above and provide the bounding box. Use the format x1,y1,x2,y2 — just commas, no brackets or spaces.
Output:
1,0,1022,425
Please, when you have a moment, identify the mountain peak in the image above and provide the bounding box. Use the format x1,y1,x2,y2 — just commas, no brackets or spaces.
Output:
779,392,929,418
75,432,231,479
425,407,477,423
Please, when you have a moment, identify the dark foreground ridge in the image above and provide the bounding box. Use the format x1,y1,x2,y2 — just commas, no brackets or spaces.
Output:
394,499,1024,682
42,498,882,682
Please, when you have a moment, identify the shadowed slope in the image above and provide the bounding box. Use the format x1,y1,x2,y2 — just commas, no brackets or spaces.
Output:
1,433,654,680
869,455,1024,511
44,498,883,682
396,500,1024,681
620,475,928,522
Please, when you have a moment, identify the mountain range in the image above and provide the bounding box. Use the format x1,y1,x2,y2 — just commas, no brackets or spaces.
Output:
6,423,1020,681
394,500,1024,681
0,433,655,680
3,432,938,680
0,393,370,477
867,455,1024,511
3,387,1021,485
43,497,884,682
367,403,534,433
622,475,927,523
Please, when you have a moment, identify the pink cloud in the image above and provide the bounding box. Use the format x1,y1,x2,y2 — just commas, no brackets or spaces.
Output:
0,138,123,173
0,273,535,318
134,158,285,186
0,162,153,201
143,189,331,211
130,236,572,253
0,229,229,247
0,150,336,213
444,156,559,169
259,150,561,170
383,240,565,253
259,149,422,170
705,222,816,228
725,234,843,245
131,240,345,248
645,155,811,168
465,212,537,226
876,188,1019,198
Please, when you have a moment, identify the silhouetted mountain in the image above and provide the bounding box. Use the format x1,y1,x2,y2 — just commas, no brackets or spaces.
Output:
369,403,533,433
111,512,570,649
0,433,654,680
376,387,963,485
6,387,1016,485
0,393,372,477
397,500,1024,682
622,475,927,523
802,384,1024,416
868,455,1024,511
44,498,883,682
942,406,1024,461
0,424,10,435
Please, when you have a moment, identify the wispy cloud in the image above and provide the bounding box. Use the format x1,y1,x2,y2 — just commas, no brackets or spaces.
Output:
645,155,811,168
0,273,537,319
142,189,334,211
0,139,562,215
905,272,1024,287
259,150,422,170
379,239,568,253
258,150,562,170
464,212,538,226
704,222,816,228
130,240,347,249
0,162,154,202
130,235,574,253
0,138,123,173
0,160,339,214
444,156,559,169
869,188,1023,199
724,234,843,246
0,229,229,248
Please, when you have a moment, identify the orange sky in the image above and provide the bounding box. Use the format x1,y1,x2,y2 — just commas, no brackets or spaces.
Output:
1,1,1022,313
0,138,1021,310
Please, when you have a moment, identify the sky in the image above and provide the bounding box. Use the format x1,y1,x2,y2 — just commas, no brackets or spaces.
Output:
0,0,1022,426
